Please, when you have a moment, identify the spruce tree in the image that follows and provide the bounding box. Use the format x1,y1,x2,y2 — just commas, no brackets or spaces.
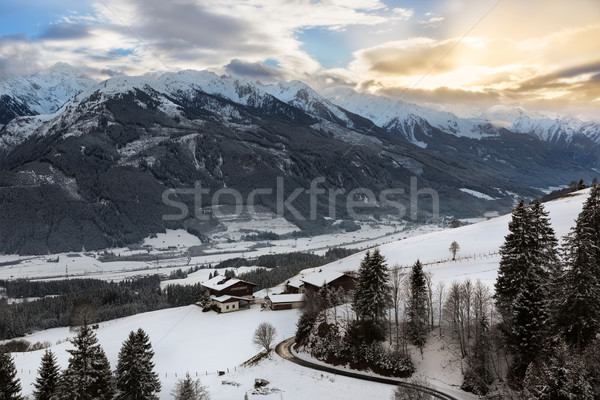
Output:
555,185,600,349
33,350,60,400
511,276,548,375
530,199,559,278
495,199,556,382
58,325,114,400
407,260,428,350
353,248,391,323
115,328,161,399
0,352,22,400
495,199,537,323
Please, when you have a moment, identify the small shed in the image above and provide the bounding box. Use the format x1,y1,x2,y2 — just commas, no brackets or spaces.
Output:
285,278,304,294
266,294,305,311
210,295,250,313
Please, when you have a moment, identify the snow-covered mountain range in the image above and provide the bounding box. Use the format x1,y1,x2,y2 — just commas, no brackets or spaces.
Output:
2,63,599,150
0,63,598,255
0,63,95,125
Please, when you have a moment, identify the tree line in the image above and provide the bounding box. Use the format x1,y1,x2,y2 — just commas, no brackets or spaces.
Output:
0,276,215,340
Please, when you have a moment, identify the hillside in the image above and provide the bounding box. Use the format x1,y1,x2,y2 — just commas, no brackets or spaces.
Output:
291,189,590,288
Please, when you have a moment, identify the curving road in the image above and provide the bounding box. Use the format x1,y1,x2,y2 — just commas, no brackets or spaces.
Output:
275,338,460,400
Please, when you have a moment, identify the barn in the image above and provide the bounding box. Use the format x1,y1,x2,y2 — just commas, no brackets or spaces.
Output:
301,270,356,294
265,294,305,311
201,275,257,298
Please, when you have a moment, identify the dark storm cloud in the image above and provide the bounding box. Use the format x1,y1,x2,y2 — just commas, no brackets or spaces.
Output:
224,59,285,81
39,23,92,40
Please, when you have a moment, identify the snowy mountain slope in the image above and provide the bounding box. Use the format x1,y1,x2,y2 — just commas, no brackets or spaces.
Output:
0,63,95,126
483,105,600,145
303,188,590,288
322,87,499,142
509,115,600,144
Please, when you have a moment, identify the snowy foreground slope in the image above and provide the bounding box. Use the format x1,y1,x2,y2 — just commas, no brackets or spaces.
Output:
301,189,589,288
11,306,394,400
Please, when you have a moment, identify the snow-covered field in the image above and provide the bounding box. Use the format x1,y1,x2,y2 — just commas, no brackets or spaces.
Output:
10,305,395,400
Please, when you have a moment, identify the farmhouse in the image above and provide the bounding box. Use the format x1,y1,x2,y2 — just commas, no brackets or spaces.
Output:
201,275,256,298
265,294,305,311
210,295,251,313
301,270,356,294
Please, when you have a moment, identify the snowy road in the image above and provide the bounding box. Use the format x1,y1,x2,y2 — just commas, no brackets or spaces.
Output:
275,338,462,400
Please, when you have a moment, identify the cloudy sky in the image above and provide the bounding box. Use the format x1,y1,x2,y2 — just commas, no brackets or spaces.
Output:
1,0,599,117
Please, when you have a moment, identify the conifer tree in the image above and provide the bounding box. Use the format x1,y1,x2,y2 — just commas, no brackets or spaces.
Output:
171,373,210,400
510,277,549,375
407,260,428,350
530,199,559,278
58,325,114,400
353,248,391,323
318,281,332,310
0,352,22,400
522,339,594,399
115,328,161,400
33,349,60,400
495,199,556,382
555,185,600,349
495,199,537,323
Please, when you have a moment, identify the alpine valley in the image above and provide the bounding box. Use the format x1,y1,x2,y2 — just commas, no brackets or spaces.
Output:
0,63,598,255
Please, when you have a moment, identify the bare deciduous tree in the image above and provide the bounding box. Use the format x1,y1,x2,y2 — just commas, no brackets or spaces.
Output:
425,272,434,331
434,282,446,339
252,322,278,353
390,264,406,349
449,241,460,260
